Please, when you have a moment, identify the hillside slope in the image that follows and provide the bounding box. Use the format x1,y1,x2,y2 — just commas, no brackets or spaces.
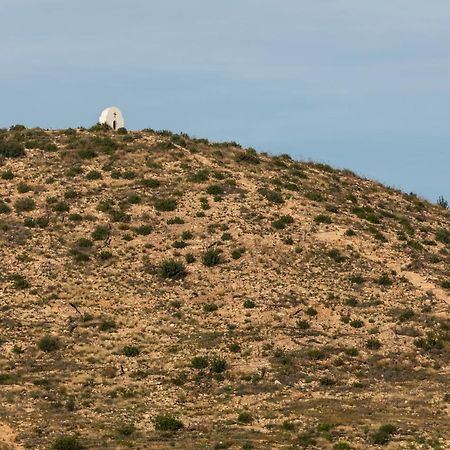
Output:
0,126,449,450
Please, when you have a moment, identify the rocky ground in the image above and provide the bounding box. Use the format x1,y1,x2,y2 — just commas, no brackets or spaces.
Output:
0,125,449,449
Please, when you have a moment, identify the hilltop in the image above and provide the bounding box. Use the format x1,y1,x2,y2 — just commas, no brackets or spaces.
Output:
0,125,449,450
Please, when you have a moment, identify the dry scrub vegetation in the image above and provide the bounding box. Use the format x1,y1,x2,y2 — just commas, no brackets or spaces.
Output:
0,125,449,449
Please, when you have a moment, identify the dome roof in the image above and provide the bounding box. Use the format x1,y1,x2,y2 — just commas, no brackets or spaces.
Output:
99,106,125,130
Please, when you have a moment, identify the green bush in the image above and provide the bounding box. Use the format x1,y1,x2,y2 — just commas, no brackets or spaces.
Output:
52,435,83,450
231,247,246,259
192,356,209,370
371,424,397,445
134,224,152,235
160,259,187,279
11,274,29,289
141,178,161,188
167,216,185,225
0,139,25,157
237,412,253,424
122,346,140,357
185,253,195,263
202,248,222,266
86,170,102,180
14,197,36,212
206,184,224,195
154,198,177,212
210,355,227,373
203,303,219,313
1,170,14,180
92,225,110,240
99,319,117,332
38,335,60,352
243,299,256,309
366,338,382,350
188,169,209,183
52,201,70,213
17,182,31,193
235,148,260,164
0,200,11,214
117,127,128,135
272,215,294,230
258,188,284,204
153,414,184,431
314,214,332,224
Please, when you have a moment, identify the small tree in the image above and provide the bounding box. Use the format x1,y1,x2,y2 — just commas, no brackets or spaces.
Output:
437,195,449,209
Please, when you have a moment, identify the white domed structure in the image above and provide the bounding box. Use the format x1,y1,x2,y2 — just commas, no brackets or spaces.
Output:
99,106,125,131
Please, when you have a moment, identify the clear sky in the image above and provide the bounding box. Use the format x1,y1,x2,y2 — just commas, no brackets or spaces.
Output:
1,0,449,202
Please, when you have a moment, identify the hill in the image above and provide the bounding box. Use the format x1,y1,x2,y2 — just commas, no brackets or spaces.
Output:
0,125,449,450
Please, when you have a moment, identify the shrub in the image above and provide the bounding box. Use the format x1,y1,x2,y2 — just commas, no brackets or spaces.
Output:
414,332,444,351
1,170,14,180
231,247,246,259
99,319,117,332
182,230,194,240
203,303,219,312
17,182,31,193
377,273,392,286
297,320,310,330
435,228,450,244
272,215,294,230
86,170,102,180
185,253,195,263
437,195,448,209
237,412,253,424
167,216,185,225
52,201,70,213
153,414,184,432
92,225,110,240
350,319,364,329
117,423,135,436
117,127,128,135
0,139,25,157
11,274,29,289
52,435,83,450
243,299,256,309
191,356,209,370
202,248,222,267
235,148,260,164
154,198,177,212
371,424,397,445
210,355,227,373
206,184,224,195
134,224,152,235
314,214,332,224
160,259,187,279
110,209,131,223
258,188,284,204
366,338,382,350
0,200,11,214
127,194,141,204
14,197,36,212
188,169,209,183
441,280,450,289
38,335,60,352
122,346,140,357
76,238,93,248
172,240,188,249
141,178,161,188
327,249,346,263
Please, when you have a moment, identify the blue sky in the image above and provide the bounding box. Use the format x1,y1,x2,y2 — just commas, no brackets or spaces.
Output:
1,0,449,202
